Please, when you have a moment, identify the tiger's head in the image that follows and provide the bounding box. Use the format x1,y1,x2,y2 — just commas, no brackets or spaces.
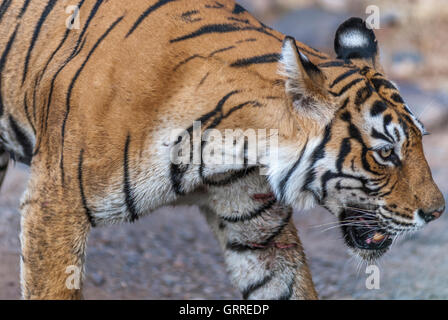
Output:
275,17,445,261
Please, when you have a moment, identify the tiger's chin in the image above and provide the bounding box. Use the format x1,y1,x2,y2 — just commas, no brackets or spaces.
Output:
340,207,393,262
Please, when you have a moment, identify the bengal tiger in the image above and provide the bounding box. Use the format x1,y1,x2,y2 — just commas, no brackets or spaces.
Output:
0,0,444,300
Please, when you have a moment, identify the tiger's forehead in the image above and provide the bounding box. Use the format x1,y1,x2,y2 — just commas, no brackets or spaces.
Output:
321,60,426,136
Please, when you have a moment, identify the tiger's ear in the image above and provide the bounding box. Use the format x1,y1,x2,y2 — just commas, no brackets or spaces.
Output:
334,17,383,71
280,36,333,123
280,36,326,96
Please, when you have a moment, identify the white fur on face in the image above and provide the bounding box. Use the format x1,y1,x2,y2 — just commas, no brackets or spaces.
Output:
267,137,322,210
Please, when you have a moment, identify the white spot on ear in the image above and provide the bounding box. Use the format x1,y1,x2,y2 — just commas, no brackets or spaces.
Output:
339,29,369,48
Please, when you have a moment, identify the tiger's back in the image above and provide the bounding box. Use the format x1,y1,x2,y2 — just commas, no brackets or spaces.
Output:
1,0,323,222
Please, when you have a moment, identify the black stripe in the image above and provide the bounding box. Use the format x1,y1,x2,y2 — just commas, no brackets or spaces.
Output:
0,25,19,116
205,1,224,9
230,53,280,67
123,134,139,222
370,100,387,116
393,127,401,142
126,0,176,38
23,93,36,134
222,198,276,223
242,275,272,300
232,3,247,14
22,0,58,85
347,122,378,175
339,97,350,110
78,149,96,226
201,166,257,187
9,115,33,165
336,138,351,172
209,45,236,57
262,209,292,245
60,16,124,182
371,78,397,91
38,29,71,83
18,0,32,18
329,68,359,88
0,0,12,23
354,84,373,107
228,16,249,24
227,209,292,252
73,0,105,56
40,0,86,83
391,93,404,104
302,124,332,198
279,139,308,201
172,54,205,71
35,0,87,153
371,128,393,144
170,23,281,43
181,10,201,23
170,90,240,195
235,38,257,44
173,46,236,71
318,61,355,68
226,242,260,252
329,78,363,97
197,72,210,88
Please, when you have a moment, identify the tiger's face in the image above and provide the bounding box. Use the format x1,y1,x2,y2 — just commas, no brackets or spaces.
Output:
318,71,445,261
279,18,445,261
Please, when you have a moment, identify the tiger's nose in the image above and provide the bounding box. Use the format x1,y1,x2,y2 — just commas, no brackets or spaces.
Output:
418,206,445,223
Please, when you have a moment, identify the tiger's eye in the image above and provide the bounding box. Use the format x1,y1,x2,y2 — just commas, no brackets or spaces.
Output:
380,147,393,158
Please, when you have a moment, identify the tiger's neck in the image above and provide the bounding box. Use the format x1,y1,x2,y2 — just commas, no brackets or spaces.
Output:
169,51,324,207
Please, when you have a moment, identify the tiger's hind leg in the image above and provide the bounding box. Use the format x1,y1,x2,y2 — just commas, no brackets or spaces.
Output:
20,167,91,299
200,174,317,300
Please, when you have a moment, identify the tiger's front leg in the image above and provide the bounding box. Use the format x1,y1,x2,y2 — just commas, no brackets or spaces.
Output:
19,167,91,299
200,173,317,300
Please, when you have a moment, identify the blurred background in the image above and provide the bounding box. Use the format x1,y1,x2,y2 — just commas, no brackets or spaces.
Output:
1,0,448,299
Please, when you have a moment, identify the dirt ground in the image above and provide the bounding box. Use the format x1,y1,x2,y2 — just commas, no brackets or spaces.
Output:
1,1,448,300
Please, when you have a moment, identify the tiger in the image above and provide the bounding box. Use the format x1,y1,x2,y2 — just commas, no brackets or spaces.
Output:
0,0,444,300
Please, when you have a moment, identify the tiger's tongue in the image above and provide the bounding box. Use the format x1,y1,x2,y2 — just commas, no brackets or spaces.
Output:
366,232,386,244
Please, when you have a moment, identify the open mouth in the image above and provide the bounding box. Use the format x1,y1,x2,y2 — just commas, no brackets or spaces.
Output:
341,209,393,251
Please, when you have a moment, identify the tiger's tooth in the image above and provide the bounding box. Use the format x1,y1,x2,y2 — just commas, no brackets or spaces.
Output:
372,232,386,242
